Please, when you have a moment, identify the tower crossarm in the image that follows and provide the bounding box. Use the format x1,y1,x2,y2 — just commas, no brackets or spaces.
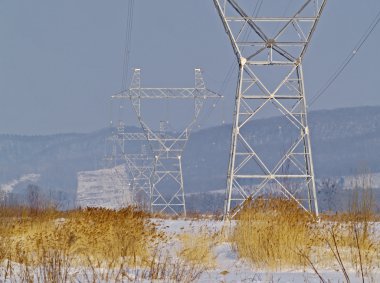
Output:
113,88,219,100
115,132,147,141
213,0,327,64
107,132,147,142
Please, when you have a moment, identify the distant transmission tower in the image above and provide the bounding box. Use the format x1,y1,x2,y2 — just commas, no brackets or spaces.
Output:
107,120,154,208
113,69,220,215
125,145,154,210
213,0,327,218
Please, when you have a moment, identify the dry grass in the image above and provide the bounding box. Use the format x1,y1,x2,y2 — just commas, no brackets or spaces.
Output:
1,207,158,265
316,188,380,280
0,205,179,282
138,247,206,282
232,198,315,270
0,205,211,282
1,193,378,282
231,196,380,280
178,231,219,269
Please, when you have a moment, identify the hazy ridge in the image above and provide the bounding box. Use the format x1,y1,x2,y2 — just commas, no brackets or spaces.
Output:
0,106,379,208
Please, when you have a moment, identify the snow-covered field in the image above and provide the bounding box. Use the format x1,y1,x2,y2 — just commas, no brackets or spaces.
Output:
0,216,379,282
153,219,380,283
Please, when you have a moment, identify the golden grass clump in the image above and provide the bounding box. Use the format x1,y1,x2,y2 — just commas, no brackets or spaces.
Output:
0,206,161,267
0,205,211,282
232,198,315,270
231,194,380,280
316,189,380,278
178,231,218,269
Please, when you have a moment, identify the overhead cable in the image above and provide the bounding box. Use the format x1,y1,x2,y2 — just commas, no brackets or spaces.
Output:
121,0,135,90
309,7,380,107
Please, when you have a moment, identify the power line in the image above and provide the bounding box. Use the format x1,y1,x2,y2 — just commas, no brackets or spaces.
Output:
111,1,135,128
309,8,380,107
121,0,135,90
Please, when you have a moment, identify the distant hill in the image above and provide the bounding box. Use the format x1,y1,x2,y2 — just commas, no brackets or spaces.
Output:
0,106,379,207
184,106,380,193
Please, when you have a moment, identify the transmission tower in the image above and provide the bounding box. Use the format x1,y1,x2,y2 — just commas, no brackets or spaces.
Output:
213,0,327,218
106,121,153,209
126,146,154,210
113,69,220,216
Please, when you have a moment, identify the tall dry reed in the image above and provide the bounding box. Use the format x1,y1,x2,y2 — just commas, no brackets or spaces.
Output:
231,195,380,280
232,198,315,269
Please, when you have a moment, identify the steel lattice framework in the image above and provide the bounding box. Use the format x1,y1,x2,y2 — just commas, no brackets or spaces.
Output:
106,122,153,208
213,0,327,218
113,69,220,215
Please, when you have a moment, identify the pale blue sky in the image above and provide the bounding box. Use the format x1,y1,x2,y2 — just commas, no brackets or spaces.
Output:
0,0,379,134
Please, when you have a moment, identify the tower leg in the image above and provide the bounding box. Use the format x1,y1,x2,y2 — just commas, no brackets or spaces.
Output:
150,155,186,216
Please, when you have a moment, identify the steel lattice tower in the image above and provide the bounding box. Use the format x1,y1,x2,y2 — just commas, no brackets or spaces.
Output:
106,122,153,209
125,146,154,210
213,0,327,218
113,69,220,216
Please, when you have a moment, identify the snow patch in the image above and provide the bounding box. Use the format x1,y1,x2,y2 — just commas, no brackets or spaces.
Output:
76,165,132,209
0,173,40,194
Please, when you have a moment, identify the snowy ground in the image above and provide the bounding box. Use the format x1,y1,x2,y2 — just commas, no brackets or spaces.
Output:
1,217,378,282
154,218,380,283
